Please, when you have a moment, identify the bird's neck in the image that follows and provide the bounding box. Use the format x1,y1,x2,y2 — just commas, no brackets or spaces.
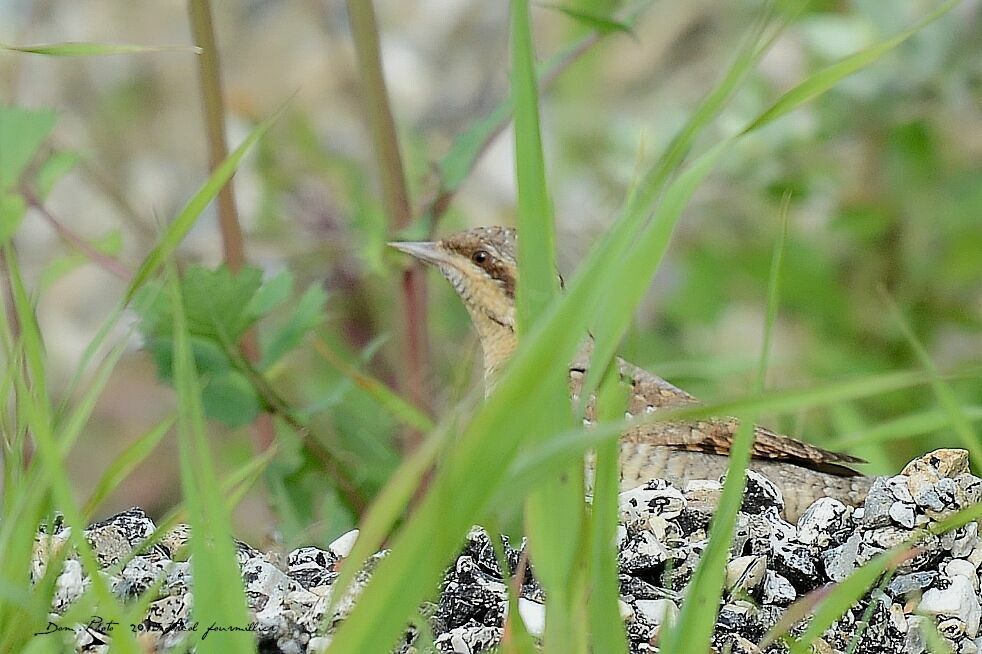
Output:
466,308,518,395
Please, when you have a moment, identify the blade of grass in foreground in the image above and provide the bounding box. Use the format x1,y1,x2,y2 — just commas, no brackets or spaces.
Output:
662,196,787,654
829,406,982,449
82,417,175,518
1,244,141,653
588,361,630,654
509,0,584,651
167,263,254,654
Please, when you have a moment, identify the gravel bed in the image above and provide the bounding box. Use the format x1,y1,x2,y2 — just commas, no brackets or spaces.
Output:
31,449,982,653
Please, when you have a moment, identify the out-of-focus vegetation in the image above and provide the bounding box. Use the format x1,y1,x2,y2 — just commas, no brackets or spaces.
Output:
0,0,978,574
1,1,980,652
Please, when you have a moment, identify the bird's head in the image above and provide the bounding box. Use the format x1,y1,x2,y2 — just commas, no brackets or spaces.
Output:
389,226,519,388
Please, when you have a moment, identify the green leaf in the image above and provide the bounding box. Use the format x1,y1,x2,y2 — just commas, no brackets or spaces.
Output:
246,268,294,319
0,193,26,244
182,265,264,341
0,106,57,191
541,3,636,37
202,370,261,427
145,335,232,382
138,265,264,343
0,42,201,56
261,283,327,369
36,150,79,199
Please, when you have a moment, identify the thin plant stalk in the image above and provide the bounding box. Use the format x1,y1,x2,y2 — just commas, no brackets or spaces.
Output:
345,0,431,453
187,0,276,452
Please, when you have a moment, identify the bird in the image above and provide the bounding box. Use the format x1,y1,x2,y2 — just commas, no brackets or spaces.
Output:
389,226,873,520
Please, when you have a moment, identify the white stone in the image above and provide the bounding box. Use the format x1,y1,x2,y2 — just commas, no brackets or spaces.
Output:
945,559,981,593
797,497,849,546
919,575,981,637
615,524,627,549
618,599,635,622
762,571,797,605
889,502,916,529
726,555,766,593
328,529,359,558
518,598,545,638
635,598,678,626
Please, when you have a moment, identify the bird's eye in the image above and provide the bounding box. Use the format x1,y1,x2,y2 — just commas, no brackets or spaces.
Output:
471,250,489,265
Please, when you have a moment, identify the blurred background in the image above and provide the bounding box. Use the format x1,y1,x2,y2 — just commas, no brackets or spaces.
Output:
0,0,979,545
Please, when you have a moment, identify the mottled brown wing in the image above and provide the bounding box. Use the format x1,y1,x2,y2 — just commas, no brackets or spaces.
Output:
570,356,865,477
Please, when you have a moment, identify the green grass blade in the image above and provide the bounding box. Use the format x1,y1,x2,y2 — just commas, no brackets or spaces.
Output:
509,2,584,650
511,0,558,328
742,0,962,135
124,102,287,303
661,417,755,654
830,406,982,449
0,42,200,56
82,417,175,518
329,422,449,616
167,263,254,653
588,361,630,653
879,290,981,470
1,243,141,653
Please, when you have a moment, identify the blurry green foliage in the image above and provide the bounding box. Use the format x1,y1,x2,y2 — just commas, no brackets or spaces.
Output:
135,265,327,427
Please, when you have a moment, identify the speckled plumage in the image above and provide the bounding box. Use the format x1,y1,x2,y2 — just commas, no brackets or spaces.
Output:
390,226,873,519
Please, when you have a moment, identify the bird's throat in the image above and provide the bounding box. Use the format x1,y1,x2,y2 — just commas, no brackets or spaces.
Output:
469,310,518,395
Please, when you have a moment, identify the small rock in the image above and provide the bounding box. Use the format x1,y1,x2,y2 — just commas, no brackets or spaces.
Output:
739,471,785,515
797,498,850,547
634,598,678,626
328,530,359,559
619,483,686,522
919,575,981,638
887,572,937,599
945,559,980,593
761,571,797,606
725,555,766,595
517,598,545,637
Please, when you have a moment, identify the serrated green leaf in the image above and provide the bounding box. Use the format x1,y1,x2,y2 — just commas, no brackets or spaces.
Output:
182,265,263,341
246,268,294,319
146,335,232,382
202,370,261,427
0,42,200,56
36,150,79,199
138,265,265,343
261,284,327,369
0,193,26,244
0,106,57,191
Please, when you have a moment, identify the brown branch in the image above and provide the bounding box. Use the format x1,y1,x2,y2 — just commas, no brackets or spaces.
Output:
187,0,246,272
187,0,276,453
22,187,133,281
346,0,431,454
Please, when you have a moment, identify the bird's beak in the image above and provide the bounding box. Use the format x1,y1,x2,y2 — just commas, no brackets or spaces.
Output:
387,241,451,267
